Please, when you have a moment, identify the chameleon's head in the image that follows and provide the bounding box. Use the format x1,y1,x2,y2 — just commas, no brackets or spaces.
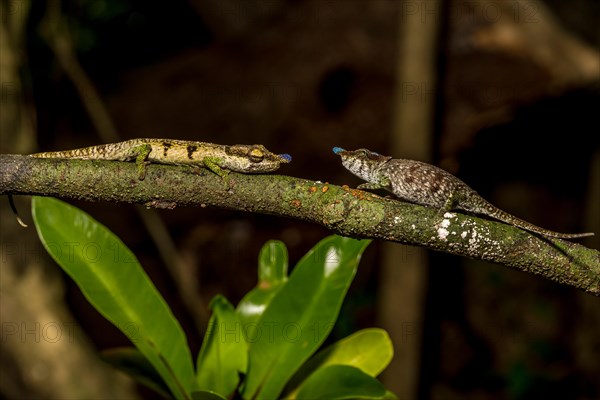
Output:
224,144,291,173
333,147,391,182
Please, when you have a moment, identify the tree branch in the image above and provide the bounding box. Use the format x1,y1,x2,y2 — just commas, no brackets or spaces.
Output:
2,154,598,296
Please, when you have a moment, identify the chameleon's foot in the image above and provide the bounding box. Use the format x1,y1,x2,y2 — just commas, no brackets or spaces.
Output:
357,174,391,192
432,193,457,228
204,157,231,187
438,193,456,217
137,162,150,180
133,144,152,180
222,172,231,188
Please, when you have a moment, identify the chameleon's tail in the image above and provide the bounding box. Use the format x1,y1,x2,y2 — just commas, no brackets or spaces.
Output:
30,140,137,161
467,197,594,239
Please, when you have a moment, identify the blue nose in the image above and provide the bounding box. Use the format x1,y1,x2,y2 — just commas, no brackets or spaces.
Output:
332,147,345,154
279,154,292,162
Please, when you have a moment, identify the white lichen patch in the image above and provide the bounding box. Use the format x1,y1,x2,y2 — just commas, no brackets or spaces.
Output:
437,214,457,240
437,227,450,240
468,229,480,247
464,225,502,255
393,215,402,224
437,214,502,257
434,213,505,258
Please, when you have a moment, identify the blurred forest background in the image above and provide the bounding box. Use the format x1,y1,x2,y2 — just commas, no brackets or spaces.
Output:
1,0,599,399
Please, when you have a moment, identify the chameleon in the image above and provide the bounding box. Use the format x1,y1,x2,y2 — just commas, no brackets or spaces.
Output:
333,147,594,239
31,138,292,180
9,139,290,227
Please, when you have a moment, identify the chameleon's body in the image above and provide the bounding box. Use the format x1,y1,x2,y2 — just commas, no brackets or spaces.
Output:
32,138,292,180
333,147,593,239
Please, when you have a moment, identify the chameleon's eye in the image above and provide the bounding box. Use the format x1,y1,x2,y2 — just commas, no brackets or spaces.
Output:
357,149,380,160
248,148,265,163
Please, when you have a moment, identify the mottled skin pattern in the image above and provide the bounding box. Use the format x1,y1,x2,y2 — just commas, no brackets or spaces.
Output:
333,147,593,239
32,138,292,180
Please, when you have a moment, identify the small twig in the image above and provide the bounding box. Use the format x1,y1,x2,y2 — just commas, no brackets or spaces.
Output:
8,194,28,227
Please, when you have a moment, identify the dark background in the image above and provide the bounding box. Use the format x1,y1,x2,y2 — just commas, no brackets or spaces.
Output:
1,0,599,399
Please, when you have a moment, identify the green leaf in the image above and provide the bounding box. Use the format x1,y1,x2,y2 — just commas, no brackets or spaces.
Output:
191,391,228,400
236,240,288,327
196,295,247,396
31,197,194,400
243,235,371,400
101,347,171,398
284,328,393,398
295,365,391,400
